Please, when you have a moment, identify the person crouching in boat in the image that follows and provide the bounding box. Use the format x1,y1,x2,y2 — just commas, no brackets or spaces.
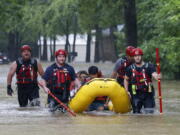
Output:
87,66,108,111
39,49,81,112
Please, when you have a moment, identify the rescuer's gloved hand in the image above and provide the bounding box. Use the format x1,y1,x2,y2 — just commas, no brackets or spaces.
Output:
7,85,14,96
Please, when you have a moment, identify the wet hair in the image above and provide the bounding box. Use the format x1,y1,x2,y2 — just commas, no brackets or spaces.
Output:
78,70,88,76
88,66,99,75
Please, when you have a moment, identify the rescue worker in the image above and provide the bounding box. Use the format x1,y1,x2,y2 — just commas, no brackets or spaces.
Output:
124,48,161,114
87,66,107,111
39,49,81,112
7,45,44,107
111,46,135,86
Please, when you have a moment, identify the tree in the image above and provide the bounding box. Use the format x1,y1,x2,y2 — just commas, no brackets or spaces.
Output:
123,0,137,47
0,0,27,60
86,31,92,62
78,0,123,62
137,0,180,79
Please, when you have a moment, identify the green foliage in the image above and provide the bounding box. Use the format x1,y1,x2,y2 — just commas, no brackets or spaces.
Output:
0,0,25,33
22,0,81,37
138,0,180,79
0,0,124,46
115,31,126,55
0,0,179,78
78,0,123,31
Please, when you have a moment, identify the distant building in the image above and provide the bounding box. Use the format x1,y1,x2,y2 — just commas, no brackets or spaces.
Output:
38,25,123,62
38,34,95,62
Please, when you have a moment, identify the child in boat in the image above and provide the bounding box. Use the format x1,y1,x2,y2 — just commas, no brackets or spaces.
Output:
70,70,88,98
77,70,89,85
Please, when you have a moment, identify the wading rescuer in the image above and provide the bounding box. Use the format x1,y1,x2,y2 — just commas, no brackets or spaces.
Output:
39,49,81,112
111,46,135,86
124,48,161,114
7,45,44,107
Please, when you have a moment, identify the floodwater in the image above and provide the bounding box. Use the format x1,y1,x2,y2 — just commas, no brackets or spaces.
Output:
0,62,180,135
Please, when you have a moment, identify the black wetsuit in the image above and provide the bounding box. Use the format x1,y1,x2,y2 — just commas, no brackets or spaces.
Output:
16,58,39,107
125,62,156,113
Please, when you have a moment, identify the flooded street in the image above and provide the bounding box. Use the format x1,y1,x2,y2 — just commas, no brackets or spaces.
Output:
0,63,180,135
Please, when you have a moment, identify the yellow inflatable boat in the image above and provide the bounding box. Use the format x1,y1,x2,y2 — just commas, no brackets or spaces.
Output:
69,78,131,113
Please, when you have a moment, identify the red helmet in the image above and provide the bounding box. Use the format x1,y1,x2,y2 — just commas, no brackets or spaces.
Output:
55,49,67,57
126,46,135,56
20,45,31,52
132,48,143,56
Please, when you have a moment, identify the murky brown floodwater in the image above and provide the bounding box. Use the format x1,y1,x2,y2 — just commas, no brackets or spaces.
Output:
0,62,179,135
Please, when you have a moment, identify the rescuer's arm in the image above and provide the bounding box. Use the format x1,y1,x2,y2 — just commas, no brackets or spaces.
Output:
70,66,81,89
152,72,161,81
7,61,17,85
37,61,44,77
7,61,17,96
124,75,129,92
74,78,81,89
148,63,161,81
111,71,117,78
39,66,51,93
124,75,131,98
38,79,49,93
111,59,121,78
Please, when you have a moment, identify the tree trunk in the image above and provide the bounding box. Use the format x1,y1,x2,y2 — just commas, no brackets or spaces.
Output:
42,35,48,61
65,33,69,52
99,33,105,62
8,32,16,61
7,32,21,61
15,31,20,58
124,0,137,47
94,26,102,63
50,38,54,61
71,15,78,62
39,34,42,60
64,20,71,62
110,26,118,61
65,33,71,62
175,66,180,79
86,31,92,62
72,33,77,51
53,36,56,60
72,30,77,62
32,39,39,57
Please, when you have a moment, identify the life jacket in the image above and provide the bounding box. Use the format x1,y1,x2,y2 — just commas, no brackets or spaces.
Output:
47,65,73,103
130,63,152,93
97,71,103,78
94,96,107,103
16,58,38,84
117,57,131,79
49,67,71,91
